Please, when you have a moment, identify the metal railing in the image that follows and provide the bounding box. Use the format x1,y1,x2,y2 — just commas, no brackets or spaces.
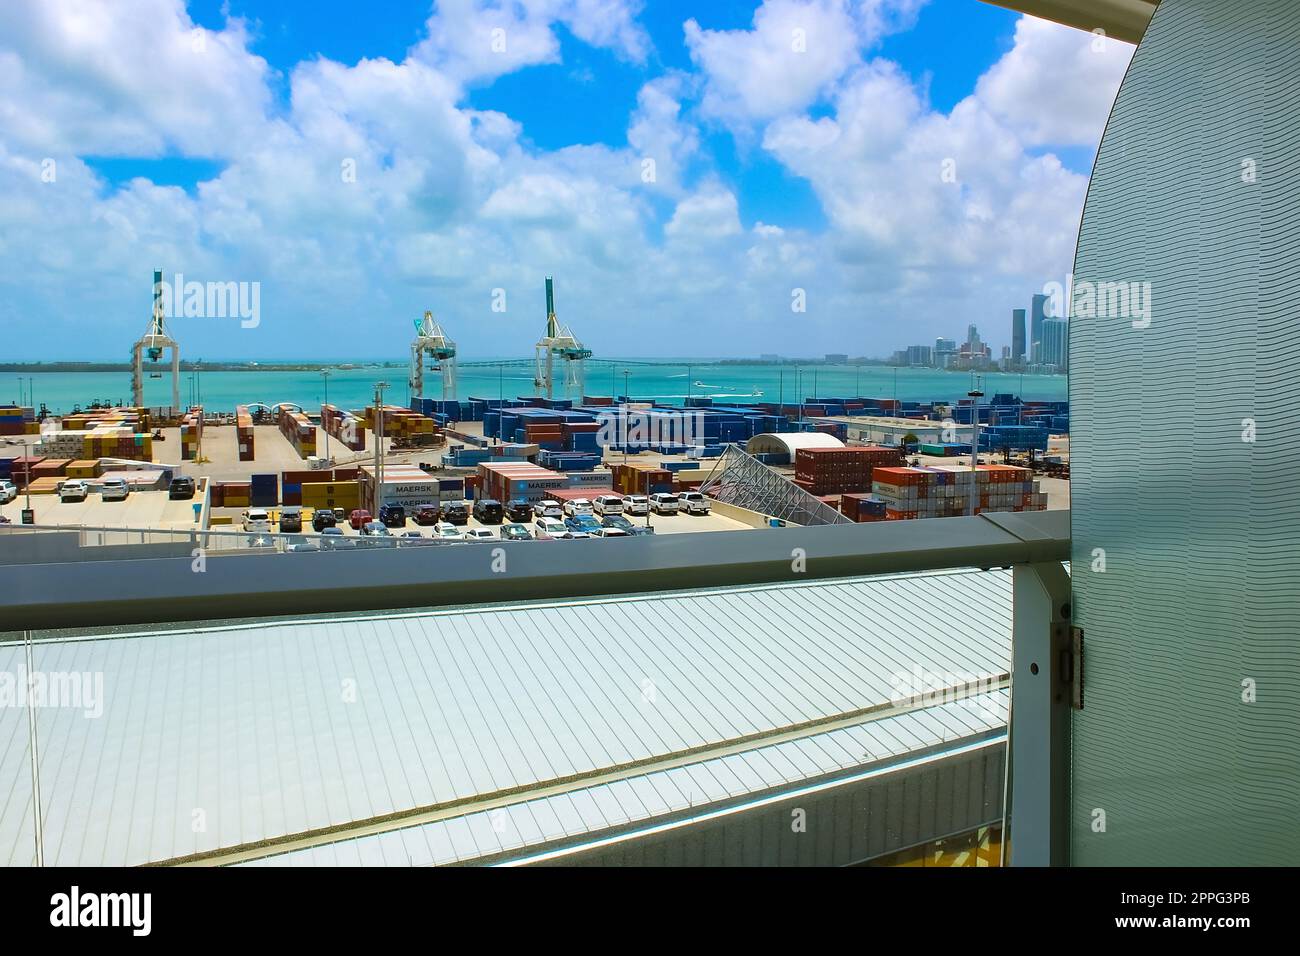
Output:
3,508,1073,866
0,521,468,555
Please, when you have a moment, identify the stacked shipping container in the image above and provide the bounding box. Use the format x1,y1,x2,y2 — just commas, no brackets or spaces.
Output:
792,445,903,496
236,406,255,461
321,404,366,451
477,461,567,503
0,406,38,436
278,406,317,459
871,464,1046,519
363,405,439,441
180,407,203,461
608,461,673,496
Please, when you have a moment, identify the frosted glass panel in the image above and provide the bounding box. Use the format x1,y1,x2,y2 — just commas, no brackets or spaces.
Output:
1069,0,1300,865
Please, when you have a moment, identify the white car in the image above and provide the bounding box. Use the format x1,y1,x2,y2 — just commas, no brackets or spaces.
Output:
536,499,563,518
433,521,464,542
100,477,130,501
592,494,624,516
462,527,496,542
0,480,16,504
648,493,679,515
562,498,593,517
590,526,628,537
623,494,650,516
534,516,570,539
677,491,710,515
59,479,89,502
241,508,271,533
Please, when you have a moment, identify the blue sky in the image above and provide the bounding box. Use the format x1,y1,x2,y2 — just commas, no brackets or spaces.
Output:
1,0,1132,361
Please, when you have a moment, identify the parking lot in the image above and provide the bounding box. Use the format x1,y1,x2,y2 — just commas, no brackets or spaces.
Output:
209,501,753,540
1,488,199,529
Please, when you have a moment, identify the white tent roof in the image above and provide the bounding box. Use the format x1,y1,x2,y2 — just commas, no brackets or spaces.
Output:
745,432,845,456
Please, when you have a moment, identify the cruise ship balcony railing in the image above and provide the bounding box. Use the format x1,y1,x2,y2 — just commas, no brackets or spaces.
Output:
0,509,1072,866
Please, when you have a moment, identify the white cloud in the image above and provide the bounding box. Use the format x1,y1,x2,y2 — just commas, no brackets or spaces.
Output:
0,0,272,158
665,183,742,240
412,0,650,86
684,0,922,126
976,15,1133,146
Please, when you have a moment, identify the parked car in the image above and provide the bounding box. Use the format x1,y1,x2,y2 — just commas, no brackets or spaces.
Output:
562,517,592,539
285,535,322,553
601,514,637,534
505,499,533,522
590,526,629,537
312,508,337,532
319,526,346,549
592,494,624,516
242,508,271,533
534,516,570,539
499,523,532,541
0,480,16,504
168,476,196,500
348,509,373,530
473,498,504,524
572,514,602,535
378,504,406,528
624,494,650,516
677,491,711,515
59,479,89,503
360,520,392,537
649,493,679,515
536,499,563,518
414,505,440,526
99,477,130,502
433,521,464,541
463,527,497,542
562,498,593,517
279,506,303,533
441,500,469,525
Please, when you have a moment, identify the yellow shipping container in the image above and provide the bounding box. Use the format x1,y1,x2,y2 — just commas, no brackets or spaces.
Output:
26,477,63,494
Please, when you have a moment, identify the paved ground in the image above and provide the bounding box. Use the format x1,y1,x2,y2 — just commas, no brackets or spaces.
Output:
1,489,198,529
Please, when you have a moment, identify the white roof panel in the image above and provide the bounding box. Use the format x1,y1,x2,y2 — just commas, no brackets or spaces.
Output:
1,568,1014,866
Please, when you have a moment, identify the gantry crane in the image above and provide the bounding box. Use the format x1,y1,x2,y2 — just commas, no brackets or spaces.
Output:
130,268,181,411
533,276,591,400
408,310,457,400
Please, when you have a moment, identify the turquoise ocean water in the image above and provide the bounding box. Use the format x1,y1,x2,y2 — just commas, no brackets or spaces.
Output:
8,361,1067,415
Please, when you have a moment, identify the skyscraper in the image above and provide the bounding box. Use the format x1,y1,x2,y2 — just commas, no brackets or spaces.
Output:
1041,318,1069,370
1012,308,1026,363
1031,293,1049,360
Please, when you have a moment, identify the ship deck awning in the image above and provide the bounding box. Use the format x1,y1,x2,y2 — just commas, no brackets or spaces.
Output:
1,568,1016,867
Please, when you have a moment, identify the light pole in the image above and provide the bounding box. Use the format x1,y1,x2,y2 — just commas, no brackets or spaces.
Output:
7,438,34,524
623,369,630,466
373,381,389,515
797,367,804,427
969,378,984,517
321,369,332,465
